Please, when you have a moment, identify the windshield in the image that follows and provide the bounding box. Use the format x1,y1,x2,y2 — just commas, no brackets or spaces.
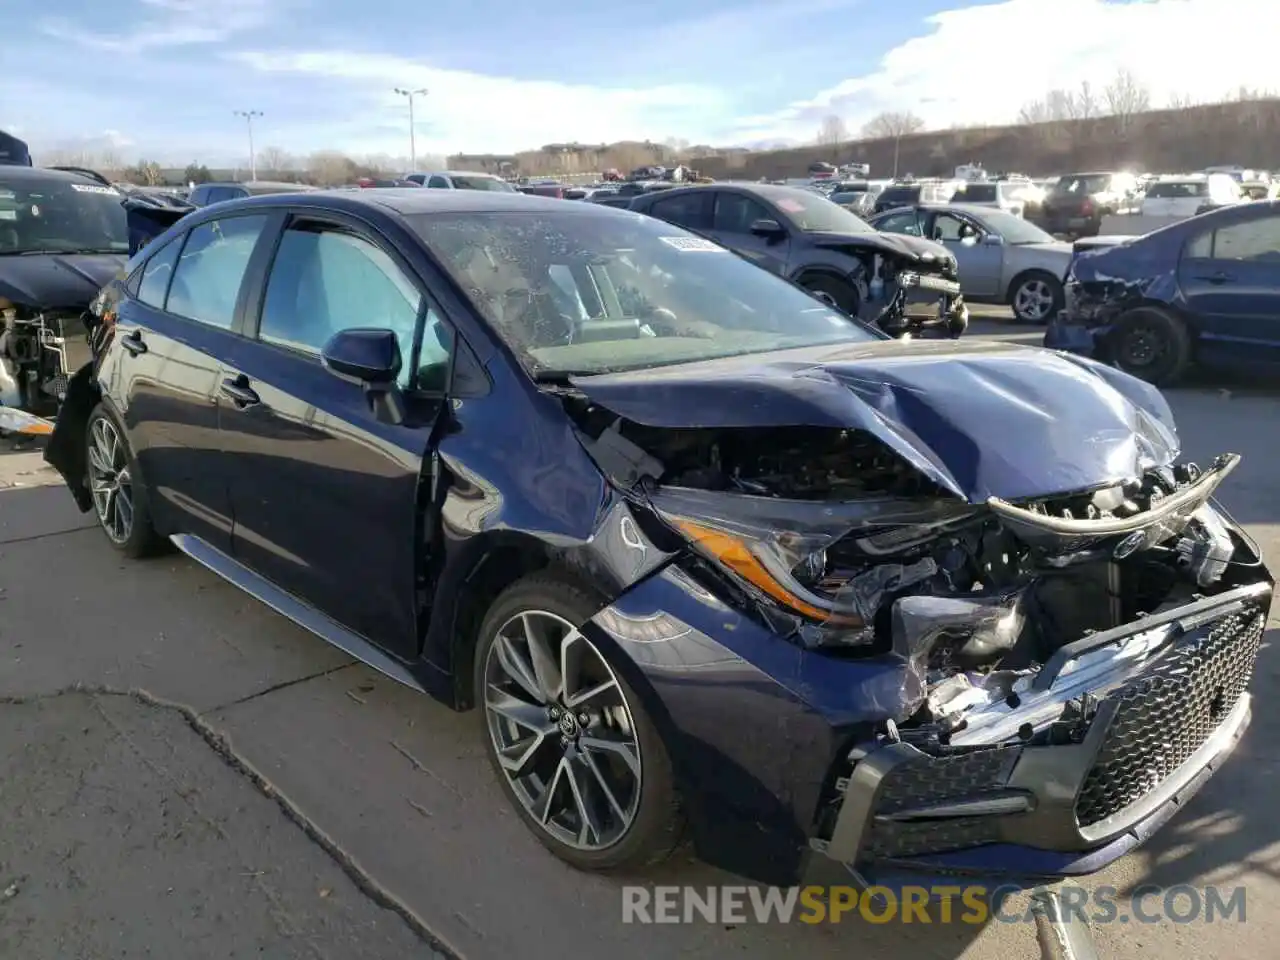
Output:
957,184,997,202
764,187,875,233
877,186,920,206
1145,180,1210,198
974,208,1055,244
0,175,128,255
453,176,516,192
410,210,880,376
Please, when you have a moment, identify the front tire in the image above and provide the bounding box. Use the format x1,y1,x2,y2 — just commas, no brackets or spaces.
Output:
475,573,683,872
1009,271,1064,324
801,274,861,316
1110,306,1192,386
84,404,162,557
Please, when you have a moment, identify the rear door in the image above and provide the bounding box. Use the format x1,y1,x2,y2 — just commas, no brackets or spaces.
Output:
217,210,453,655
106,210,277,551
638,190,712,233
1178,212,1280,366
705,191,790,274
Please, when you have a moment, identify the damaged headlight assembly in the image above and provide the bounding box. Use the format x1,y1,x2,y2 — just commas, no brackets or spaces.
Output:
649,486,979,648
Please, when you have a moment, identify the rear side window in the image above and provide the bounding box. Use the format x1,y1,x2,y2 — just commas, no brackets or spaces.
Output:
958,184,997,202
136,236,182,308
1147,181,1209,199
645,192,709,230
427,176,450,188
166,215,268,329
1186,215,1280,261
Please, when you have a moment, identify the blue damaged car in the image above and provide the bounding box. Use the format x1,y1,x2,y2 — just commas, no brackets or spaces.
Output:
1045,200,1280,384
42,189,1272,900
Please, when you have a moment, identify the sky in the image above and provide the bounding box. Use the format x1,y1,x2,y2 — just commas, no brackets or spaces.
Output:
2,0,1275,166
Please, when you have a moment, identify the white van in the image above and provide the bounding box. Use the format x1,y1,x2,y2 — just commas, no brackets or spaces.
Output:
1140,174,1240,218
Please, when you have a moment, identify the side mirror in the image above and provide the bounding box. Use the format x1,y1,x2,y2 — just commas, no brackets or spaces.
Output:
980,233,1004,246
322,328,402,385
749,218,785,238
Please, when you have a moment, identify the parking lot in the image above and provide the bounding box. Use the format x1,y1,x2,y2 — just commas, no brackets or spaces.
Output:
1,310,1277,960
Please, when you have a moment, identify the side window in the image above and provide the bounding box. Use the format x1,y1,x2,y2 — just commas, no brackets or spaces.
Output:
712,194,773,233
646,192,708,230
876,210,921,236
932,213,973,242
259,222,428,388
1210,216,1280,262
136,234,183,308
166,215,268,329
427,176,450,188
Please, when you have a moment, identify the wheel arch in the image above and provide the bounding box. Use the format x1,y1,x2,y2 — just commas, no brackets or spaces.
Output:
1006,265,1063,303
41,362,104,513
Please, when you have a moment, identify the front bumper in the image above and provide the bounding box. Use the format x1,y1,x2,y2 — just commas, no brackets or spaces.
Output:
810,582,1270,883
1044,311,1110,357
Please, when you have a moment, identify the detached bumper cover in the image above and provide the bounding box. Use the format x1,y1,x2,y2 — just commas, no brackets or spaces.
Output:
812,583,1270,879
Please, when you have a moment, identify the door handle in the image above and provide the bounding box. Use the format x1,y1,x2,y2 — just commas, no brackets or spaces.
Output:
119,330,147,355
219,376,260,407
1197,271,1234,284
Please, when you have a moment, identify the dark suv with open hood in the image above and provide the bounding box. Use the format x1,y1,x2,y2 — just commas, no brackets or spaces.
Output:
42,189,1272,903
629,183,968,338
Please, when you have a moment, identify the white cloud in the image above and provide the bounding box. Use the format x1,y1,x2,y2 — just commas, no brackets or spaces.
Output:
729,0,1279,142
41,0,277,52
228,49,730,155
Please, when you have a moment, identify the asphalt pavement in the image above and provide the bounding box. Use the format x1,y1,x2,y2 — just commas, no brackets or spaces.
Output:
2,312,1277,959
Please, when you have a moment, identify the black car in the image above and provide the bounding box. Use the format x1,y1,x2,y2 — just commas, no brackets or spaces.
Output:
871,180,959,215
189,180,315,206
0,165,130,425
42,190,1273,913
1040,171,1142,237
629,182,968,338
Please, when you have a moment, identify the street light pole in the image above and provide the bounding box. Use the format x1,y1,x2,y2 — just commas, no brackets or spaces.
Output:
234,110,263,180
393,87,428,170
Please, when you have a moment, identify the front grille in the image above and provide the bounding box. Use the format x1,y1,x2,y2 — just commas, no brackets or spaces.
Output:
1075,605,1265,828
860,745,1020,858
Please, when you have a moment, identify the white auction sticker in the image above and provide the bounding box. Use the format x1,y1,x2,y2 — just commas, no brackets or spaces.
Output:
70,184,120,195
658,236,725,252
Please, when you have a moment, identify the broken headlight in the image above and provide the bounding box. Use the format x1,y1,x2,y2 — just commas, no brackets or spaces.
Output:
649,486,975,636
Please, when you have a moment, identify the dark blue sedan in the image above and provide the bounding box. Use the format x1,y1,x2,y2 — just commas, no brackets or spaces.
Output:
1045,200,1280,384
41,188,1272,896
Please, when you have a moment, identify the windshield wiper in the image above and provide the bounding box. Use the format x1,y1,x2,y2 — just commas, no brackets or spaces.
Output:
1,247,124,257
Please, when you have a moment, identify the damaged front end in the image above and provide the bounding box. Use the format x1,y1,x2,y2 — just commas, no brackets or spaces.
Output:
813,234,968,340
562,344,1272,881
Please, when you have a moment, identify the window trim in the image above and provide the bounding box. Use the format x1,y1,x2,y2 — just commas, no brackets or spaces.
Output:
161,211,278,333
1183,212,1280,264
134,230,185,309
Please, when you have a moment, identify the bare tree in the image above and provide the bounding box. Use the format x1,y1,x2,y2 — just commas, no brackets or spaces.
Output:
816,114,847,147
1072,80,1099,120
306,150,357,186
1104,68,1151,131
861,110,925,139
1166,92,1198,110
258,145,291,175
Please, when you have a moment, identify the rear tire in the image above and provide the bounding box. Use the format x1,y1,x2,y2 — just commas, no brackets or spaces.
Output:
1110,307,1192,386
475,572,683,872
84,403,163,558
801,274,861,316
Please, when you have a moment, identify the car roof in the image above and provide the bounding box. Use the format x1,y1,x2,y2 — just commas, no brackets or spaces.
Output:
209,187,601,218
0,165,104,186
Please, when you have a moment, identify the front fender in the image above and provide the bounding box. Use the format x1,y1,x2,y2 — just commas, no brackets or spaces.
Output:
42,362,100,513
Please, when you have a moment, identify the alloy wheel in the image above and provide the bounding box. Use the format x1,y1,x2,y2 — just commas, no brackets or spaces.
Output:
1118,324,1164,369
1013,279,1055,322
483,610,642,851
86,416,134,544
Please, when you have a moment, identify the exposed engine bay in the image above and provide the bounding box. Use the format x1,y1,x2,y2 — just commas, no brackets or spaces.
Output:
0,301,93,416
570,411,1263,748
839,248,967,340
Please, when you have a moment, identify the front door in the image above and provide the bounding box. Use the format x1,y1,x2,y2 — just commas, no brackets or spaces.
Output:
706,192,791,275
218,213,451,657
929,210,1003,298
1178,213,1280,367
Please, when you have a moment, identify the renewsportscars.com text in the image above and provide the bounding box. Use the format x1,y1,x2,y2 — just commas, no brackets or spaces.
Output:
621,884,1247,925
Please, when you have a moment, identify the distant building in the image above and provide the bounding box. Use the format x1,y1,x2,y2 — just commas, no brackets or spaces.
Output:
445,154,517,175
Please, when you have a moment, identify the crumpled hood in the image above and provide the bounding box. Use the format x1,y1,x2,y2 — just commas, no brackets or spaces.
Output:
568,339,1180,503
0,252,126,310
806,230,955,268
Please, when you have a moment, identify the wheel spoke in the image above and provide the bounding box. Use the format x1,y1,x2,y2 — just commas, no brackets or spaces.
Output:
565,676,618,710
522,614,563,702
565,754,606,846
534,756,570,825
496,632,544,703
578,744,628,823
580,732,641,780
